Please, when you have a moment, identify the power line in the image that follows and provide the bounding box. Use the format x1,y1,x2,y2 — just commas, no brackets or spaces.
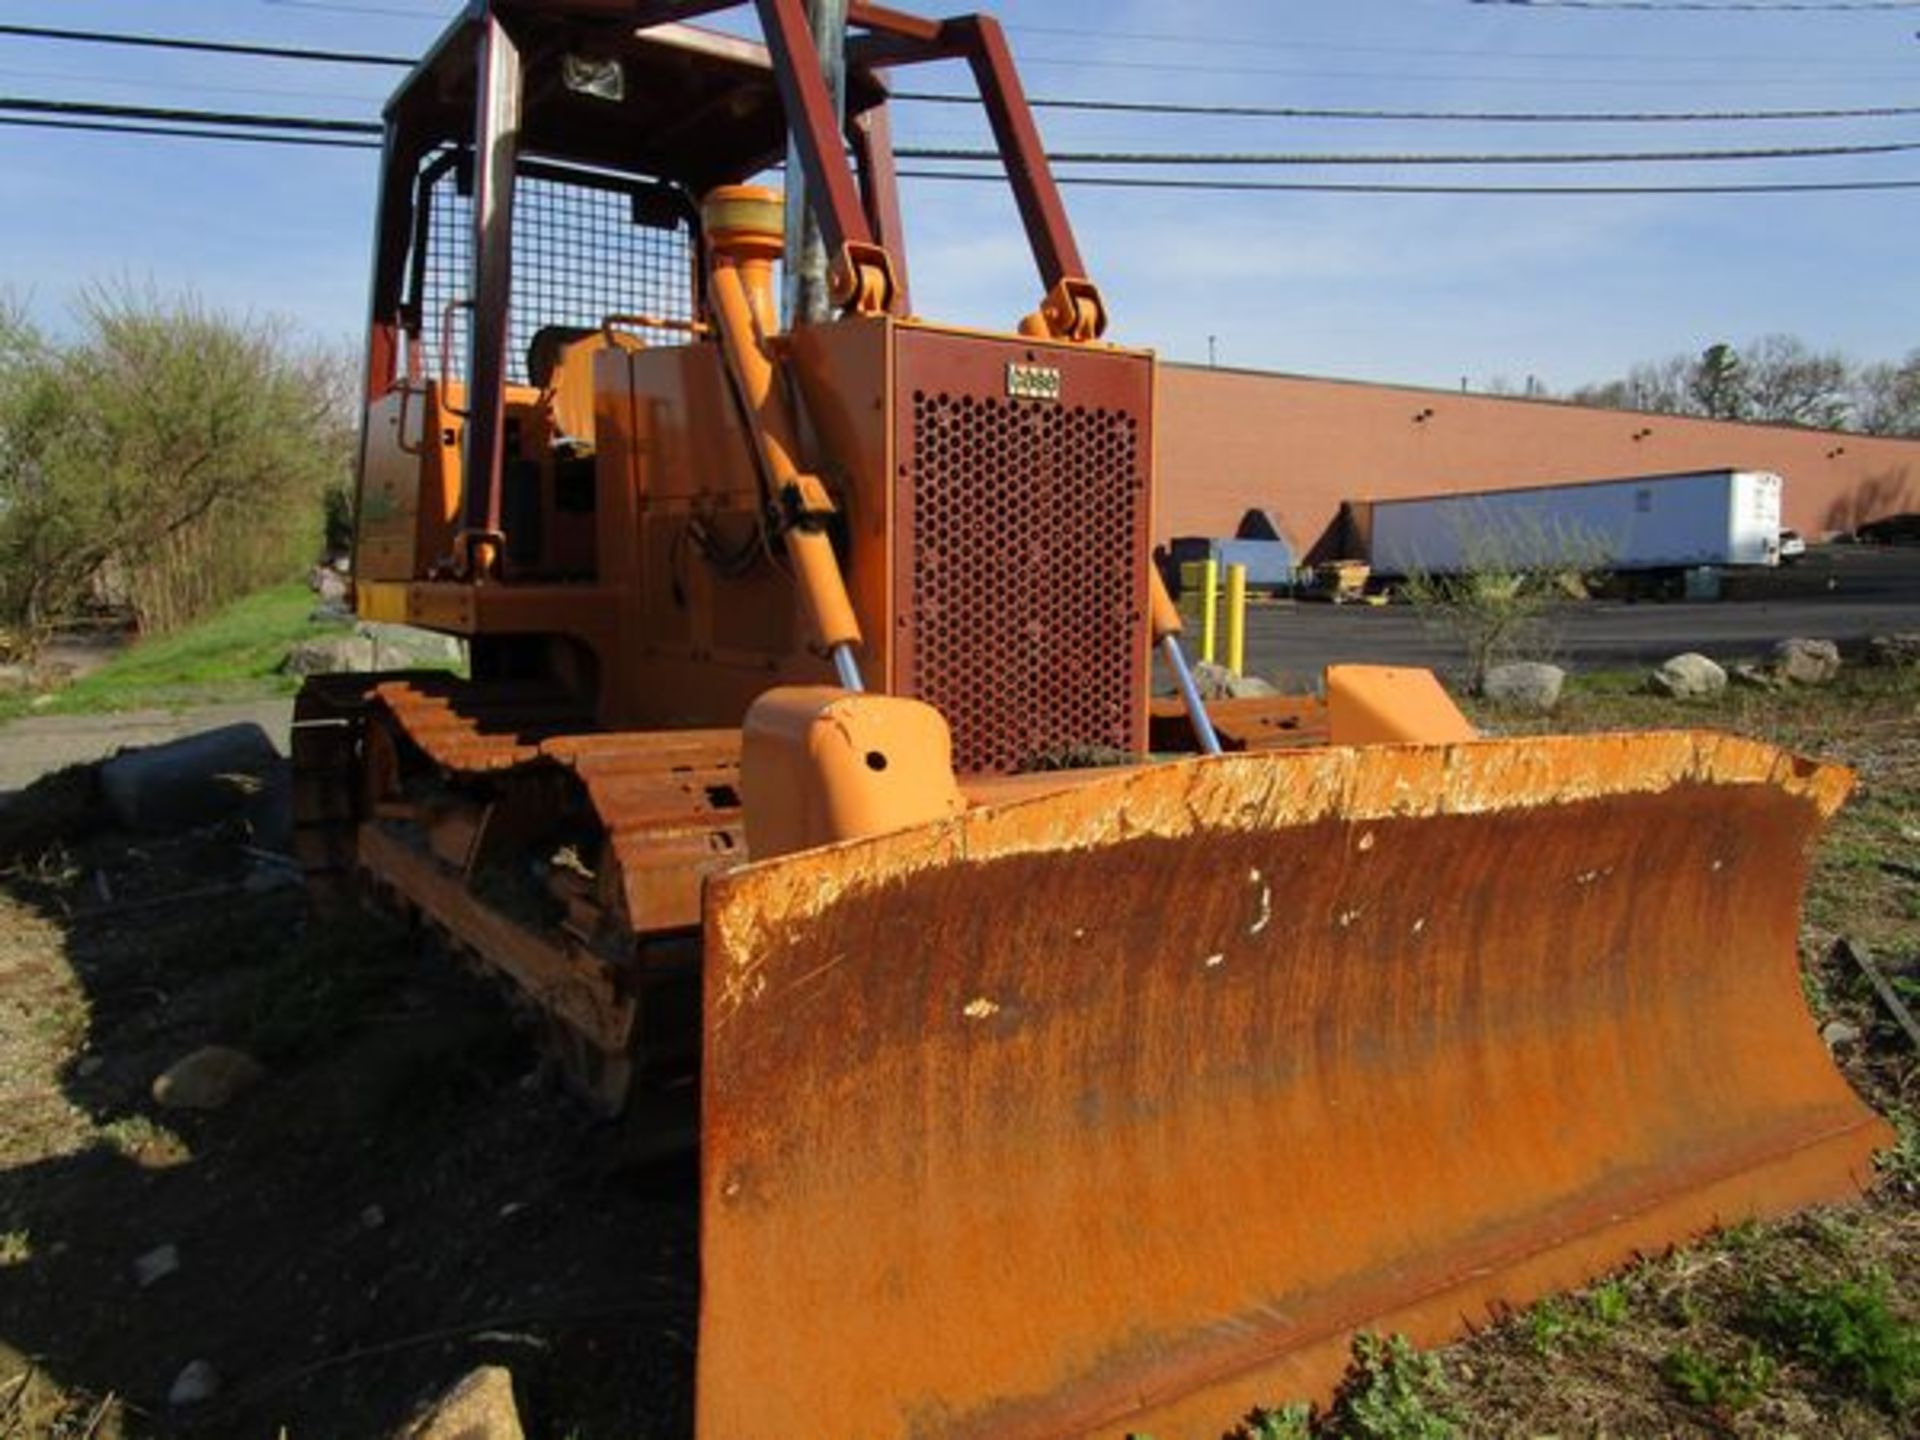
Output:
0,97,381,135
9,23,1919,124
898,138,1920,166
14,112,1917,196
1000,49,1920,87
893,90,1920,124
0,63,391,107
899,167,1920,194
0,114,376,149
0,24,412,67
1009,20,1904,66
16,97,1919,170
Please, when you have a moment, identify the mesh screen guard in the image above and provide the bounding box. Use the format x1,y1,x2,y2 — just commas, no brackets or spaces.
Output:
894,330,1152,774
410,153,697,385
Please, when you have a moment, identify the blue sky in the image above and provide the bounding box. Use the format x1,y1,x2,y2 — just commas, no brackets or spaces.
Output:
1,0,1916,391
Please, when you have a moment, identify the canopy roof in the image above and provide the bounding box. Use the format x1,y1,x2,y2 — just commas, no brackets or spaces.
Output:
386,2,891,191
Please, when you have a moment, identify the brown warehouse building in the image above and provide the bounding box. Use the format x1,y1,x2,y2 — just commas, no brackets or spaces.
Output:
1156,363,1920,561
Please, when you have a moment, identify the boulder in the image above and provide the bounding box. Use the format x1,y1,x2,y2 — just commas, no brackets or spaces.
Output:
356,622,465,669
1188,661,1279,701
281,634,374,676
152,1045,265,1112
401,1366,524,1440
1480,662,1564,713
1771,637,1841,686
282,624,465,676
1648,652,1726,701
98,724,282,834
1865,632,1920,669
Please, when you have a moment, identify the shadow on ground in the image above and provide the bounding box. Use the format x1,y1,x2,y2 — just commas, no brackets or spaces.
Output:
0,811,696,1438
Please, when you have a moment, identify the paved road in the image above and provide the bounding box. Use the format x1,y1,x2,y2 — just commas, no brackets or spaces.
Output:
1241,546,1920,683
0,699,294,796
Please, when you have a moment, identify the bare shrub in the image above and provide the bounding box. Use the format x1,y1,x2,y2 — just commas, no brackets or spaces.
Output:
1399,510,1609,693
0,285,354,649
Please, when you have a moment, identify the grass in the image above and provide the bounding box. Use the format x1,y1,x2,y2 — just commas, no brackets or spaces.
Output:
0,583,345,719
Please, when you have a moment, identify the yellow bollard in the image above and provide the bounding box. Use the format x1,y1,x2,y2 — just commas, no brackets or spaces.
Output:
1225,562,1247,677
1199,557,1219,665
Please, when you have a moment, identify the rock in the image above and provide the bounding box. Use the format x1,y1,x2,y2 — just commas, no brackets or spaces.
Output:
98,724,282,834
133,1243,181,1288
281,634,375,676
356,622,465,669
311,566,350,604
1820,1019,1862,1049
1648,652,1727,700
168,1360,221,1407
0,663,28,696
152,1045,264,1112
401,1365,524,1440
1188,661,1280,700
1480,662,1565,713
1771,637,1841,686
282,624,465,677
1865,632,1920,668
1731,662,1785,691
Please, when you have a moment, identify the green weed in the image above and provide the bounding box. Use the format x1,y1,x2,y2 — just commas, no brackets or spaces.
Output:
1742,1271,1920,1414
1526,1297,1578,1357
1660,1343,1775,1414
1588,1280,1630,1328
1324,1332,1458,1440
1229,1404,1312,1440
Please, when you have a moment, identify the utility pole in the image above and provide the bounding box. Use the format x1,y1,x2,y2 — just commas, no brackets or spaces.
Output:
1207,334,1217,368
783,0,847,328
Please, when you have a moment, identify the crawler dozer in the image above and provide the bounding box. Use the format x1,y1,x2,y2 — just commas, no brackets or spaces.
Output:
295,2,1893,1433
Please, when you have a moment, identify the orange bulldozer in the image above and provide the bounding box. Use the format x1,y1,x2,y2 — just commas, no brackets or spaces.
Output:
293,2,1892,1434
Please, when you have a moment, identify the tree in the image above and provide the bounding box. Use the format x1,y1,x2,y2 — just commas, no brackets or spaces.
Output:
1564,334,1920,434
1741,333,1851,429
1688,342,1747,421
1851,351,1920,437
0,286,353,649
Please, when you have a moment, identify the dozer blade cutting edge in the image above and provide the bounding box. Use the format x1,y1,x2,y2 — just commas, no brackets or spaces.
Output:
697,730,1891,1439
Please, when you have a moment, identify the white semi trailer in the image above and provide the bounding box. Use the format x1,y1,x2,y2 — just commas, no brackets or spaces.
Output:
1365,468,1784,577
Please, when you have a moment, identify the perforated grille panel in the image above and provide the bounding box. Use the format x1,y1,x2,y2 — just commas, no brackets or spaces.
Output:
411,153,696,385
897,334,1150,774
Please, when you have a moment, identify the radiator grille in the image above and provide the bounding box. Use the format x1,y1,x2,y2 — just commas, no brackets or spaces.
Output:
907,388,1144,773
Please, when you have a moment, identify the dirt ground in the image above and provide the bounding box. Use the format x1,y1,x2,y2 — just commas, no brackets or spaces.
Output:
0,677,1914,1438
0,826,697,1438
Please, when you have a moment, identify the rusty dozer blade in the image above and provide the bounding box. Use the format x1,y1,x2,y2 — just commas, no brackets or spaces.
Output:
698,731,1891,1439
